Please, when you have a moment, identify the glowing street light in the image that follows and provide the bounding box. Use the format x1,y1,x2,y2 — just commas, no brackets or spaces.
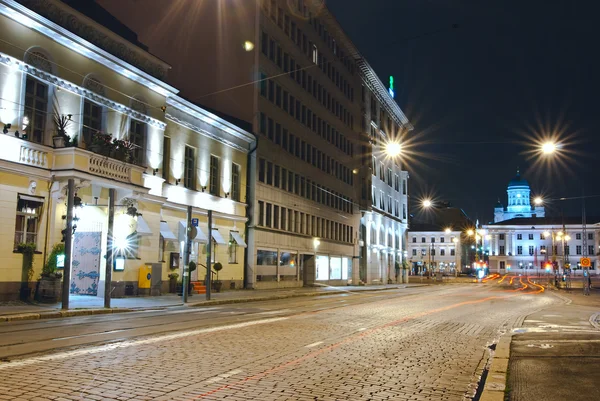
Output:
541,142,557,155
385,141,402,157
467,229,474,236
422,199,432,208
445,228,452,234
243,41,255,51
543,231,551,238
534,196,543,205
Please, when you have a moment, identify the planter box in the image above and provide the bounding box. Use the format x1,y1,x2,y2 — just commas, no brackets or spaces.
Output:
36,277,62,303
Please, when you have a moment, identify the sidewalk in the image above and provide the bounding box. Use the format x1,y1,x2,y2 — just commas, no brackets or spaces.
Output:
0,284,422,321
504,287,600,401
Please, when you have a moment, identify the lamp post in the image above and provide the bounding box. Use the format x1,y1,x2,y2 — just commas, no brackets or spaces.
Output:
453,237,459,277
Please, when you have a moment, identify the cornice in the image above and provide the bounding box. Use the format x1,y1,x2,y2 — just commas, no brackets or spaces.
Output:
0,52,167,130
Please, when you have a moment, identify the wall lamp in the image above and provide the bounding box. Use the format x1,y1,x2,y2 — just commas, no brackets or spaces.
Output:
175,178,181,186
224,192,230,198
3,123,11,134
201,185,207,192
153,168,159,176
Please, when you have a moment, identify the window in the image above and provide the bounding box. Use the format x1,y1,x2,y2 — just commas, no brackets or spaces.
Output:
517,246,523,255
576,233,582,240
589,245,595,255
228,234,238,264
273,205,280,229
14,195,43,249
258,158,265,183
231,163,240,201
431,237,435,243
500,261,505,270
412,237,416,243
402,180,407,195
281,207,287,231
129,119,145,165
499,246,505,255
24,77,47,143
499,234,505,240
266,162,273,185
589,233,594,240
274,165,280,188
265,203,272,228
576,245,582,255
440,249,445,256
440,237,445,243
540,233,545,240
528,234,534,240
421,237,426,243
162,136,170,181
257,201,264,226
529,246,534,255
183,146,196,189
517,234,523,240
209,155,220,196
450,249,455,256
412,249,417,256
83,100,102,145
312,44,318,64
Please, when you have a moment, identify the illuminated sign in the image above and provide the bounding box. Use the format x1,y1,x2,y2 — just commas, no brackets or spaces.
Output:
388,76,395,98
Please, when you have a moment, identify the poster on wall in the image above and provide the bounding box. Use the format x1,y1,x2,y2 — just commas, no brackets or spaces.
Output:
170,253,180,269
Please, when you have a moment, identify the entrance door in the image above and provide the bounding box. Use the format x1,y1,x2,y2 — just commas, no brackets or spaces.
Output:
70,231,102,296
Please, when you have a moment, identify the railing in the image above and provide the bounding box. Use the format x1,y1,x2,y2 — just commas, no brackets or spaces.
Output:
19,145,48,168
89,154,130,181
0,134,51,169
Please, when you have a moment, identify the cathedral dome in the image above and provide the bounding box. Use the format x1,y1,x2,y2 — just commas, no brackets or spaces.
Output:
508,169,529,188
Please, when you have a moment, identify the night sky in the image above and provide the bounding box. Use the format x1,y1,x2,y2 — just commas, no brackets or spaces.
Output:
100,0,600,223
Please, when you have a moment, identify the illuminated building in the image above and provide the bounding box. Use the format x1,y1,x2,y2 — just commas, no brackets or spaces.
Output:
494,169,545,222
0,0,255,300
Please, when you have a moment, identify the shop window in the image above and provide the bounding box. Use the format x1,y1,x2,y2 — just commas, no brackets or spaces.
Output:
228,234,238,264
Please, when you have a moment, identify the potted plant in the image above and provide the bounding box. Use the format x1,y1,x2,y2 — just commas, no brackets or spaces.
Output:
213,262,223,293
112,138,136,163
52,114,71,148
89,132,114,155
188,261,196,295
16,242,37,301
168,272,179,293
37,243,64,303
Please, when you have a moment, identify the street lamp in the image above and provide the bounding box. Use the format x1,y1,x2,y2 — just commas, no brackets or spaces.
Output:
541,142,557,155
422,199,432,208
385,141,402,157
445,228,452,234
534,196,543,206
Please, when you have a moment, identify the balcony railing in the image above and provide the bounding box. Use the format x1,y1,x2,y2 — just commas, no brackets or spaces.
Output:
0,134,51,169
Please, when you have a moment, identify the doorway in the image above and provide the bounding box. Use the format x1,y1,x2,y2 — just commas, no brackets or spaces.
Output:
70,231,102,296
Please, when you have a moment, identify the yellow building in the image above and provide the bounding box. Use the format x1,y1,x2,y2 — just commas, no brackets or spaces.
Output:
0,0,255,301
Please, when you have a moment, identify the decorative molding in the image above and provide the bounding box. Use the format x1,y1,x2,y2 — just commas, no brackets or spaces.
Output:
0,52,167,130
165,113,249,153
0,0,178,96
82,74,105,97
24,49,51,73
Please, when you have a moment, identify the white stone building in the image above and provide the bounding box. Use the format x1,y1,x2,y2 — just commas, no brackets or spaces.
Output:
407,225,462,275
356,60,411,284
484,217,600,275
494,169,545,223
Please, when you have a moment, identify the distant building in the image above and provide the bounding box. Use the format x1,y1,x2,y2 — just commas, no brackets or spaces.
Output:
494,169,545,223
407,208,472,274
483,217,600,274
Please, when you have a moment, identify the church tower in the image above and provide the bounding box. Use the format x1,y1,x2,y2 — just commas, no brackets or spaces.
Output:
493,168,545,222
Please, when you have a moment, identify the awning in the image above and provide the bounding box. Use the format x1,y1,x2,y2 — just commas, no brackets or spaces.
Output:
211,229,227,245
159,221,177,241
18,194,44,203
230,231,247,248
179,221,208,243
136,216,152,237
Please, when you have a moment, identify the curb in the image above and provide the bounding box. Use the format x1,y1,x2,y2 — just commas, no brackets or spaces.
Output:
186,285,420,308
0,285,426,322
0,308,133,322
480,335,511,401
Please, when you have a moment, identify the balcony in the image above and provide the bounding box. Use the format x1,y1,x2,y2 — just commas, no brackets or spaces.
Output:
53,147,146,186
0,134,146,187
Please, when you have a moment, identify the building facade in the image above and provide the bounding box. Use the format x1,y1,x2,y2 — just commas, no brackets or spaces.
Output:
494,169,545,223
356,60,411,284
407,227,462,275
0,0,255,301
484,217,600,275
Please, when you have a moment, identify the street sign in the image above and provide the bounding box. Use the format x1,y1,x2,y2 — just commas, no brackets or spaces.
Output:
580,257,591,268
191,218,199,227
187,225,197,241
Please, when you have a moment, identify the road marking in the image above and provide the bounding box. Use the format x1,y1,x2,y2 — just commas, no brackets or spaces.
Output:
204,369,243,384
0,317,288,370
357,328,367,332
304,341,324,348
255,309,291,315
52,329,127,341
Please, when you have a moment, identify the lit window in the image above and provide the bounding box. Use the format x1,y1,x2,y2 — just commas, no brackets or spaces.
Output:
312,44,318,64
14,194,44,250
24,77,47,144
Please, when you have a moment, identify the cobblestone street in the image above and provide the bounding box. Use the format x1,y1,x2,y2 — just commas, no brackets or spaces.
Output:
0,283,556,400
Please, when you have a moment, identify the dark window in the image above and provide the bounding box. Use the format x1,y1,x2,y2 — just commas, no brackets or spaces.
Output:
162,136,170,181
129,119,145,165
24,77,47,143
184,146,196,190
209,155,220,195
231,163,240,201
258,158,265,183
266,161,273,185
83,100,102,146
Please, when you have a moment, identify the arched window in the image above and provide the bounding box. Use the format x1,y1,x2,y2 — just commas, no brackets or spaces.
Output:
24,47,53,73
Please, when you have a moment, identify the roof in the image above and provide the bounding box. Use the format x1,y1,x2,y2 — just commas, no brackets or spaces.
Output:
508,168,529,188
409,207,473,232
488,216,600,226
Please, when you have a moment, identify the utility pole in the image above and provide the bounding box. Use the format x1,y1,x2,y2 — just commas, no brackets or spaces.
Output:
582,195,589,295
61,179,74,310
205,210,213,300
104,188,115,308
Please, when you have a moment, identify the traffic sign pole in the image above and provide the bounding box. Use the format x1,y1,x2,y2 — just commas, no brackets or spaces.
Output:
183,206,192,303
